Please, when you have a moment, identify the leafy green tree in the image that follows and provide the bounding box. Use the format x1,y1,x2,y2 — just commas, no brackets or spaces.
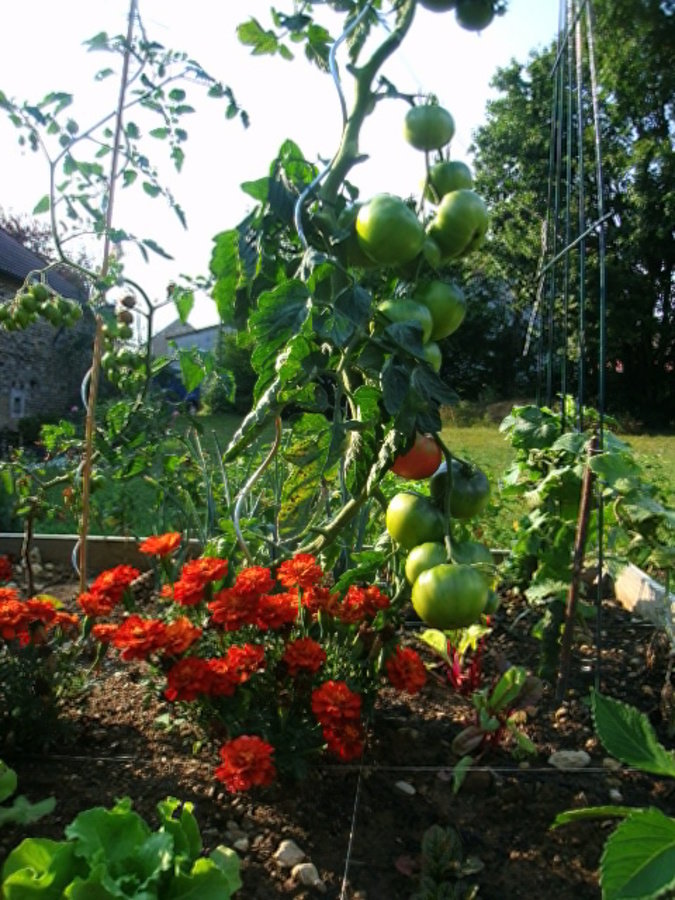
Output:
470,0,674,426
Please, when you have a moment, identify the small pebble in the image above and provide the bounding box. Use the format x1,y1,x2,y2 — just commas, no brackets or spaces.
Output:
602,757,622,771
548,750,591,769
274,839,305,868
233,837,249,853
395,780,416,796
609,788,623,803
292,862,326,892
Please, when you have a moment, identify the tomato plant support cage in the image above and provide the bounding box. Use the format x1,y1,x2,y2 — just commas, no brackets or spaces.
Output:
531,0,609,694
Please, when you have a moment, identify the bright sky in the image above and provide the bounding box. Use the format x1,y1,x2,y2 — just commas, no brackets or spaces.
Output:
0,1,558,330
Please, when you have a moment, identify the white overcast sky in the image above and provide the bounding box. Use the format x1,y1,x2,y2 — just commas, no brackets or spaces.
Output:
0,1,558,328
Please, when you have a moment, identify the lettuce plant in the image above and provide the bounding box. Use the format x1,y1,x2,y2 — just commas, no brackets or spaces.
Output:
1,795,241,899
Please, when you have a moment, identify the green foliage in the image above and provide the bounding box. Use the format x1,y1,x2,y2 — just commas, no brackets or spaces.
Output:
410,824,480,900
0,760,55,828
499,402,674,679
0,795,241,899
471,0,674,427
553,691,675,900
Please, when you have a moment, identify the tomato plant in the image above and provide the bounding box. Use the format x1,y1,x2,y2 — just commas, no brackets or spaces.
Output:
356,193,425,266
430,459,491,520
411,563,489,629
385,492,445,551
413,280,467,340
404,541,448,585
403,103,455,152
391,433,442,479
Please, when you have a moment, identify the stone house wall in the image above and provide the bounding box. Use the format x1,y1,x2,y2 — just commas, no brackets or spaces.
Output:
0,271,95,432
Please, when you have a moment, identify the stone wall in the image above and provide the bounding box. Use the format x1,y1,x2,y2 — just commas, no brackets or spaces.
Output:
0,272,95,432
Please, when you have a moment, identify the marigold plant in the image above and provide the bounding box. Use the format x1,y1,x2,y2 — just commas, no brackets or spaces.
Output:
87,540,423,791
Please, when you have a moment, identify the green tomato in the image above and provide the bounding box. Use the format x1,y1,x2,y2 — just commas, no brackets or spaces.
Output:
422,237,442,270
377,299,434,344
356,194,425,266
430,459,490,520
413,280,466,341
386,491,445,550
455,0,494,31
404,104,455,152
412,563,488,629
405,541,448,585
29,283,50,303
422,341,442,373
425,160,473,203
426,189,489,261
450,539,493,568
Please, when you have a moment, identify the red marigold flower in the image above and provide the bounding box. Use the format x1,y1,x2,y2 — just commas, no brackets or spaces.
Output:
205,658,237,697
24,598,57,627
283,637,326,676
0,555,13,583
311,680,362,727
165,657,212,701
214,735,276,793
0,598,29,640
323,720,365,761
91,623,118,644
386,646,427,694
233,566,274,599
277,553,324,589
162,617,202,656
208,587,259,631
256,591,299,630
181,556,228,586
339,584,391,624
112,615,167,661
301,585,341,618
78,590,117,618
169,576,205,608
225,643,265,682
52,611,80,633
90,565,140,606
0,587,20,603
138,532,182,557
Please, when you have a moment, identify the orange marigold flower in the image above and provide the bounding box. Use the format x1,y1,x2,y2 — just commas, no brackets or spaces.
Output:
233,566,274,599
301,585,341,618
256,591,299,631
138,531,182,557
162,617,202,656
214,735,276,793
0,587,20,603
323,720,365,761
169,577,205,608
112,615,167,661
208,588,259,631
181,556,228,586
386,646,427,694
78,590,117,618
277,553,324,589
311,680,362,727
165,657,212,701
225,643,265,683
283,637,326,676
0,555,13,583
91,623,118,644
90,565,140,606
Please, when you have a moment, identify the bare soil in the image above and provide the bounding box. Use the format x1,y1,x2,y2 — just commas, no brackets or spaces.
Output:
1,585,673,899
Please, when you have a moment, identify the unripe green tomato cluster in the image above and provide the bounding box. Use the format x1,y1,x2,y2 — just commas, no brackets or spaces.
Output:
0,282,83,331
101,314,144,389
418,0,495,32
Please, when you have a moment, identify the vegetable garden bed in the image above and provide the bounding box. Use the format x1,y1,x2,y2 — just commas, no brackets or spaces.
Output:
1,574,672,899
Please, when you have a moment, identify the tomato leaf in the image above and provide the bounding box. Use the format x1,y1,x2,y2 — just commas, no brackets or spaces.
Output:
600,808,675,900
